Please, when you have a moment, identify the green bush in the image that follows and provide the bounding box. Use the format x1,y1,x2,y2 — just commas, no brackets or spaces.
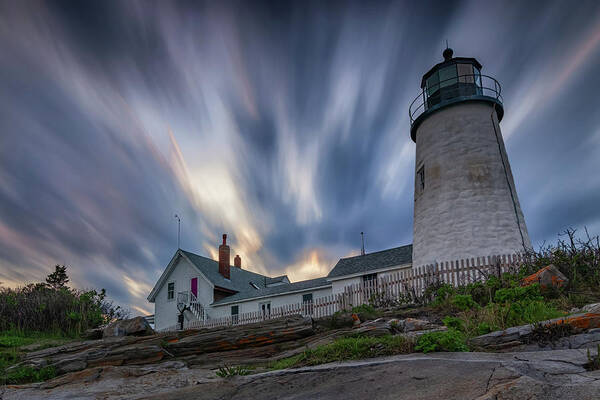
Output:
494,284,543,304
459,282,490,306
476,322,493,335
432,284,455,306
0,266,127,335
415,329,468,353
442,316,463,331
350,304,381,320
450,294,478,311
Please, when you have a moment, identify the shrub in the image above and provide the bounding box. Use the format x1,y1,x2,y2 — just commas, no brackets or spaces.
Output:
0,266,128,335
432,284,455,306
442,316,463,331
415,329,468,353
521,228,600,295
529,322,574,346
476,322,493,335
459,282,490,306
350,304,381,320
494,284,543,304
450,294,478,311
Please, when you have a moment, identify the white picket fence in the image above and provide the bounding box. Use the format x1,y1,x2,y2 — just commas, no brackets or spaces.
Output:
162,253,524,332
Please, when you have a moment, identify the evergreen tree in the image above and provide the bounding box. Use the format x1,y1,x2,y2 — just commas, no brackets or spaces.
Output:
46,264,69,289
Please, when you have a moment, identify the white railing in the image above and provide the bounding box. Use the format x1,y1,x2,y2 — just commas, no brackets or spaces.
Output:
161,254,524,332
176,290,205,321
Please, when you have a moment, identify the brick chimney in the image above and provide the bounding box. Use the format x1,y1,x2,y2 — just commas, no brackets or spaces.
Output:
234,255,242,268
218,234,230,279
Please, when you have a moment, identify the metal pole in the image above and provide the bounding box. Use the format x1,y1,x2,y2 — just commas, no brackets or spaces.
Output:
174,214,181,249
361,232,365,256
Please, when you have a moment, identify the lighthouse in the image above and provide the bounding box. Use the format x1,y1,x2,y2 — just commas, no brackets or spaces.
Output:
409,48,531,268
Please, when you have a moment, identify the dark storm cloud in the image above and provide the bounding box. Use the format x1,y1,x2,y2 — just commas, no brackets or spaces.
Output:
1,0,599,314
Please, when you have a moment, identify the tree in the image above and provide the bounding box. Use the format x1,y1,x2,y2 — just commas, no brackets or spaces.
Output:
46,265,70,289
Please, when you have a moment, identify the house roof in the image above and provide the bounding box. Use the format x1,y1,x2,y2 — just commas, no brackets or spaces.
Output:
147,249,270,302
211,277,331,306
326,244,413,279
179,250,269,292
265,275,290,285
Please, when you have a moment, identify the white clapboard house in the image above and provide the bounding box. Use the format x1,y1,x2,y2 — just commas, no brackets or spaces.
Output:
147,234,412,331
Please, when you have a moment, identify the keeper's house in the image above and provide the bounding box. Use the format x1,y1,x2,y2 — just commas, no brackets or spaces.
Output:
147,234,412,331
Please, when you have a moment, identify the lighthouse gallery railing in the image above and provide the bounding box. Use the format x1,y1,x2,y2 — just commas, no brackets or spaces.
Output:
409,74,503,127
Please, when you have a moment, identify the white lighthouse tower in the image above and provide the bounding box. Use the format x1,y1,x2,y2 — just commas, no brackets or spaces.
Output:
409,48,531,268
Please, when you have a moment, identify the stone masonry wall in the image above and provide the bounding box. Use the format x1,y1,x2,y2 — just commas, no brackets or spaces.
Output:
412,101,531,268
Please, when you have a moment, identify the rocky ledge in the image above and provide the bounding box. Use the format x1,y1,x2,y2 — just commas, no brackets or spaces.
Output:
3,306,600,399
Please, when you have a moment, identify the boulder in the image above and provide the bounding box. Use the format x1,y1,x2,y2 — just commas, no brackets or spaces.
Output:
103,316,154,338
401,318,438,333
353,318,393,337
521,264,568,289
82,328,103,340
580,303,600,314
10,315,314,378
470,312,600,349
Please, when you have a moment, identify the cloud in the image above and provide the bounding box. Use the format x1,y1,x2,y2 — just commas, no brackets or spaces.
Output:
1,0,599,316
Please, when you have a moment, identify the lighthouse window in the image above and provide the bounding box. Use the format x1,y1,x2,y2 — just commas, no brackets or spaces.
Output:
457,63,474,83
426,72,439,96
439,65,458,88
417,165,425,194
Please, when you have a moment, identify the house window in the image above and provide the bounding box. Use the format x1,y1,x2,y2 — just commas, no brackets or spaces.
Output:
167,282,175,300
231,305,239,323
417,165,425,194
260,302,271,318
302,293,314,316
363,273,377,283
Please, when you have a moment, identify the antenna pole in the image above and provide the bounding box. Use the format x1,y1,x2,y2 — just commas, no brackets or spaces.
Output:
174,214,181,249
361,232,365,256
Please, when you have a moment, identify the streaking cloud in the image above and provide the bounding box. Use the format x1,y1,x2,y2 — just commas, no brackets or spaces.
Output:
1,0,599,315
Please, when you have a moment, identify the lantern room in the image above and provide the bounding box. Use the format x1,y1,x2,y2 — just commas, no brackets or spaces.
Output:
409,48,504,141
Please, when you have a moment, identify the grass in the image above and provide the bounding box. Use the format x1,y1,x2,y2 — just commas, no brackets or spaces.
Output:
215,365,253,377
415,329,468,353
270,334,413,370
0,330,75,385
457,300,565,339
586,344,600,371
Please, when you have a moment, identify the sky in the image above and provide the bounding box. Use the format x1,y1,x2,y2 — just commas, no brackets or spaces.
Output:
1,0,600,316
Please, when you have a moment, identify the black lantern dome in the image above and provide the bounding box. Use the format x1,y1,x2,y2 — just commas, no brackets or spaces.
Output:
409,49,504,141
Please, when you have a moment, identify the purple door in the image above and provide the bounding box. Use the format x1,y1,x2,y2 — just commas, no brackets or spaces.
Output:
191,278,198,298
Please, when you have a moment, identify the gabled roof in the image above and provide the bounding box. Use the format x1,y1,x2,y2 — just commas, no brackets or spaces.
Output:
211,277,331,306
147,249,269,302
326,244,413,279
180,250,268,292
